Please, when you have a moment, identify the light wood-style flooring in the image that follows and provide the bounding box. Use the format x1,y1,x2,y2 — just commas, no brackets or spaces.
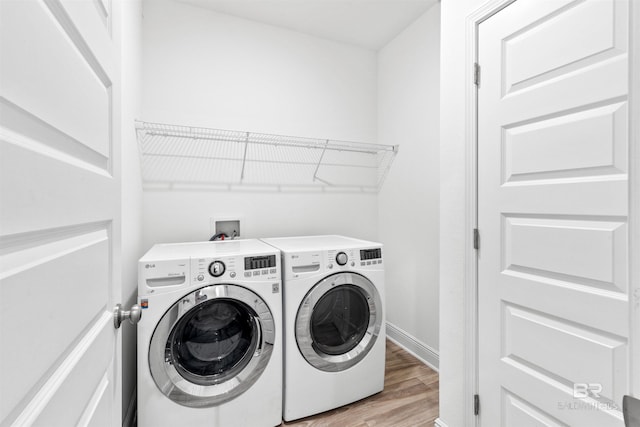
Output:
281,340,439,427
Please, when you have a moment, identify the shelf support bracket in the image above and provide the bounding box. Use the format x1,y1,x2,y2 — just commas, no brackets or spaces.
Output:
314,176,332,186
313,140,329,183
240,132,249,181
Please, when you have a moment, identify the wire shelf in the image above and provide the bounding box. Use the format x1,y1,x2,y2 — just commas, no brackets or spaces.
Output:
135,121,398,192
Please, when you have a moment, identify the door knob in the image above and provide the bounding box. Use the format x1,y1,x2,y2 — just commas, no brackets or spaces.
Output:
113,303,142,329
624,395,640,427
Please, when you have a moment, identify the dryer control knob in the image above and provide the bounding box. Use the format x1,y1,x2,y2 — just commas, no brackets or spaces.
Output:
336,252,348,266
208,261,226,277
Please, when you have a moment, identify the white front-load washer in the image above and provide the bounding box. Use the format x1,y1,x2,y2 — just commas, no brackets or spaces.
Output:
137,240,282,427
261,235,385,421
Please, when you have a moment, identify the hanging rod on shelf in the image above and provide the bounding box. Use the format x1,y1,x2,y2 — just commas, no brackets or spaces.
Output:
135,120,398,192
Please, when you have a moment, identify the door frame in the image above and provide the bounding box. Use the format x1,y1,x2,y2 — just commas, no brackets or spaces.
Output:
462,1,640,426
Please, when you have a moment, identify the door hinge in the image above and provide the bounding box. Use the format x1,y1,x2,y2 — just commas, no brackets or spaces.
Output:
474,394,480,416
474,63,481,86
473,228,480,250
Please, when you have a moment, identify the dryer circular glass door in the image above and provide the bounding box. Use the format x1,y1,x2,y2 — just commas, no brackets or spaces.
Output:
149,284,275,407
295,272,382,372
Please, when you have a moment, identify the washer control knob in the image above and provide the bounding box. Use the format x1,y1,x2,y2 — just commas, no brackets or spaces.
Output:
208,261,226,277
230,271,236,278
336,252,348,266
197,274,204,281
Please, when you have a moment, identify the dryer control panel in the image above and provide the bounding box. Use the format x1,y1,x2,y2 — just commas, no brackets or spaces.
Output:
326,247,383,270
191,253,280,284
286,246,383,280
358,248,383,267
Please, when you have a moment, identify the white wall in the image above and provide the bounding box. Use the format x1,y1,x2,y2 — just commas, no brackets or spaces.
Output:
141,0,379,249
377,4,440,367
439,1,486,426
119,1,143,424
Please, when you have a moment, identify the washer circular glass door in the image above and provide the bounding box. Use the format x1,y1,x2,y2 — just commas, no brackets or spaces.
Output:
149,284,275,407
296,272,382,372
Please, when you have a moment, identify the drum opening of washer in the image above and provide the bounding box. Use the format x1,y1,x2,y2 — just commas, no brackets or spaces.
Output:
168,298,259,386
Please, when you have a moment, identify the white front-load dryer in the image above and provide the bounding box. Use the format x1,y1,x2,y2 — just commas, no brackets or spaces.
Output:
137,240,282,427
261,235,385,421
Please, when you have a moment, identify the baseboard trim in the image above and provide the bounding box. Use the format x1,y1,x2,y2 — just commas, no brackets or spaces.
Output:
123,387,136,427
434,418,449,427
385,321,439,371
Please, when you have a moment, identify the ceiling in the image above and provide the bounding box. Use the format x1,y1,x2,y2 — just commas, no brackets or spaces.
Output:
175,0,439,50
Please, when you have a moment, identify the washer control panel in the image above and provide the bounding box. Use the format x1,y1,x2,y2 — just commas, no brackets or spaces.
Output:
192,253,279,284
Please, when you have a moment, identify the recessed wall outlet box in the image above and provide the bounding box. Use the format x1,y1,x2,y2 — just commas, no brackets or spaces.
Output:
209,217,241,239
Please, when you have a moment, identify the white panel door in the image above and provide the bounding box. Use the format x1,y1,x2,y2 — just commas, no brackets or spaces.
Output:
0,0,122,426
478,0,629,426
